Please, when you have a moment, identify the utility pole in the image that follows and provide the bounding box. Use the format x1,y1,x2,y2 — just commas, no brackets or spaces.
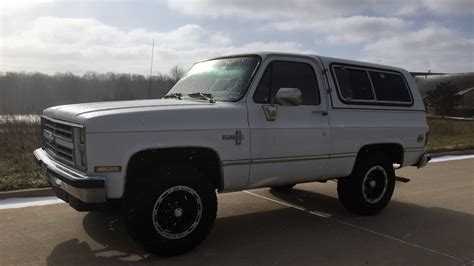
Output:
148,38,155,99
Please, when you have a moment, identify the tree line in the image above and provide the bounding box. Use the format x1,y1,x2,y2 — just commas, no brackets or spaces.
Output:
0,66,184,114
1,67,472,116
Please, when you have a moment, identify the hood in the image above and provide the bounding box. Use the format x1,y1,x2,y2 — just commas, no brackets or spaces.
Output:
44,99,204,122
43,99,246,133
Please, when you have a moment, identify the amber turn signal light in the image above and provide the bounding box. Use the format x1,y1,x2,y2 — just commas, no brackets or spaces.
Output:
95,166,121,173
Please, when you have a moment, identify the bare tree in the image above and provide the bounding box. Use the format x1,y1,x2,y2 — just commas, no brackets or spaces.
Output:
0,66,182,114
169,65,185,84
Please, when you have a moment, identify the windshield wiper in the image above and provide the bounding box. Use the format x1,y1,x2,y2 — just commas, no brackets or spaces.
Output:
164,93,183,100
187,92,215,103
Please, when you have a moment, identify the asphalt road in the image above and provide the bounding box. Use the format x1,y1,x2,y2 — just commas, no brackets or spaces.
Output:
1,158,473,265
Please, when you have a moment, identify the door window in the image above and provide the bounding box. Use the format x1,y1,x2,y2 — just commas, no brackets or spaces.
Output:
253,61,320,105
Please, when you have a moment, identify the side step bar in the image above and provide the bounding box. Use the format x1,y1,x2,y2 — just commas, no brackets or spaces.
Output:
395,176,410,183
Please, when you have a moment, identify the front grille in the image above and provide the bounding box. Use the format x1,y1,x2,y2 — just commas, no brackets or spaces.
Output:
42,117,75,165
44,140,74,161
43,119,73,140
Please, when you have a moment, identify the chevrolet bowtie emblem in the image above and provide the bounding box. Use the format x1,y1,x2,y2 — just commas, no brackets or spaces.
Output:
47,133,55,144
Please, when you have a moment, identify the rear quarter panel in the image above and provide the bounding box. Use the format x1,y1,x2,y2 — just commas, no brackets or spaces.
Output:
319,57,428,178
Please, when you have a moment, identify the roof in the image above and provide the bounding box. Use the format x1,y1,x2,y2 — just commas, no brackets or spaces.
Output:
205,51,408,73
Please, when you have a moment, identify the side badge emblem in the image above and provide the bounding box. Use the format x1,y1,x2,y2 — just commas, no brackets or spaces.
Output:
222,130,244,145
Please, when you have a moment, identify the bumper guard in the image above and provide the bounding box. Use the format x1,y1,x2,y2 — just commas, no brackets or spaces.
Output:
33,148,106,211
417,153,431,168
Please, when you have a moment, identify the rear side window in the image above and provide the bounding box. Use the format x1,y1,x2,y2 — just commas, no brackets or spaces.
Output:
254,61,320,105
369,71,411,102
332,64,413,105
333,67,374,101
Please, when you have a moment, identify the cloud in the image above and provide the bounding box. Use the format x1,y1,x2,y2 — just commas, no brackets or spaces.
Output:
361,27,474,72
167,0,473,72
271,16,410,44
166,0,472,57
0,0,55,16
167,0,367,20
167,0,474,19
421,0,474,15
0,16,312,74
2,1,472,75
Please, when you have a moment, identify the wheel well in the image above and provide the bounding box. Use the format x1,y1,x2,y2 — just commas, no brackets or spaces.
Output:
356,143,404,165
126,147,223,191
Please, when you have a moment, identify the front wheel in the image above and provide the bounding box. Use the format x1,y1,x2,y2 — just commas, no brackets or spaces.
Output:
123,173,217,256
337,153,395,215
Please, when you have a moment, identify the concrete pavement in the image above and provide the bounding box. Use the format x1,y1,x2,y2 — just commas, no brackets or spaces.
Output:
1,158,473,265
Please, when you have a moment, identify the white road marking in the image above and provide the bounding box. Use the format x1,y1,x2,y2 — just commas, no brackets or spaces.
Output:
0,196,64,210
243,190,464,262
332,219,463,262
244,190,331,218
430,154,474,163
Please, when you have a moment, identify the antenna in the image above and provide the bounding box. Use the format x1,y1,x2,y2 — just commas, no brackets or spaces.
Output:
148,38,155,99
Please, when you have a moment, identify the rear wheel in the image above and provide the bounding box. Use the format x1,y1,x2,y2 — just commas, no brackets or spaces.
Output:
123,167,217,256
270,184,295,192
337,153,395,215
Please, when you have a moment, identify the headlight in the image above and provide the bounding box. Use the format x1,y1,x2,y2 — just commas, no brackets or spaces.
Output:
73,126,87,169
80,127,85,144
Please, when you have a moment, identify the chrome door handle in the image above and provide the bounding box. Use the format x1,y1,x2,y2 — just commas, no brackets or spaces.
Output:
312,110,328,116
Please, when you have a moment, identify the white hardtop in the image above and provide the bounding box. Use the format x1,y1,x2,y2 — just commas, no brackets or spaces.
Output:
206,51,409,74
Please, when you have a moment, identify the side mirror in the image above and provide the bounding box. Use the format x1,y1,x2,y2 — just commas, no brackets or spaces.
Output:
274,88,302,106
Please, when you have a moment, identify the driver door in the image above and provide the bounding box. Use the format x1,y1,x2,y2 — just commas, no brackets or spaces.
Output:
247,57,330,188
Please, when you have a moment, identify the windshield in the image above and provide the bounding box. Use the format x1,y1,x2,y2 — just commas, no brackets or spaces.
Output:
166,56,260,102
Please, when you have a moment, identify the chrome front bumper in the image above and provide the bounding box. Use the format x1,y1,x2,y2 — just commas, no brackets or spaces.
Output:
417,153,431,168
34,148,106,211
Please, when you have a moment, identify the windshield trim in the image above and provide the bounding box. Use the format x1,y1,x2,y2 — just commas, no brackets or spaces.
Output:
179,54,262,103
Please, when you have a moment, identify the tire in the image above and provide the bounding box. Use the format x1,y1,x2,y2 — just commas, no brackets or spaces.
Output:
337,153,395,215
270,184,295,192
123,166,217,256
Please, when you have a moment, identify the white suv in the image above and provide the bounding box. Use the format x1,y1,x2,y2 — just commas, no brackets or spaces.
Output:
34,52,430,255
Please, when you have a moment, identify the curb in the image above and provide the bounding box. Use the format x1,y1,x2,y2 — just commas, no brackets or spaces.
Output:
431,149,474,158
0,187,53,200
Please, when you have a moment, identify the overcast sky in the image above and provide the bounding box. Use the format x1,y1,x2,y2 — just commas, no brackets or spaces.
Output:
1,0,473,75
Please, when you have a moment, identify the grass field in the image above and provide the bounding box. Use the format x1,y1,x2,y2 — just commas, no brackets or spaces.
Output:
426,117,474,153
0,116,473,191
0,116,46,191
